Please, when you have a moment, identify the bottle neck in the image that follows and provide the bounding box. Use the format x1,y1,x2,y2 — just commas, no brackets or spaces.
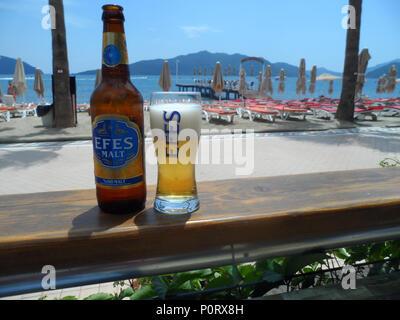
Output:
101,21,130,81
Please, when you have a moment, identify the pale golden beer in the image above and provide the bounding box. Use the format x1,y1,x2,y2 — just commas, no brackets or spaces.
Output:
150,92,202,214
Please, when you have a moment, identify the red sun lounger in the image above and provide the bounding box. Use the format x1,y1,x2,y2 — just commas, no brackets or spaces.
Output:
242,106,277,122
202,106,237,123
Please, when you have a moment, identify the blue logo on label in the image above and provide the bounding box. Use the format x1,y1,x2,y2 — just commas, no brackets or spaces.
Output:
93,119,140,168
103,44,121,67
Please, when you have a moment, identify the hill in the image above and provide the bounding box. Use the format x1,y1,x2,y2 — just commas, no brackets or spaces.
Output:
366,60,400,78
0,56,37,74
77,50,341,78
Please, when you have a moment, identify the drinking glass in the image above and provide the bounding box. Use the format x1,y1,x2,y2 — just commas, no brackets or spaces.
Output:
149,92,202,214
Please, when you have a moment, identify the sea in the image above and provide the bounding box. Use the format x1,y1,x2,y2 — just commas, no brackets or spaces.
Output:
0,74,395,106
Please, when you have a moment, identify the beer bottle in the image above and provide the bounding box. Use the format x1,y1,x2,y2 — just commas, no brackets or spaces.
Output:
90,4,146,214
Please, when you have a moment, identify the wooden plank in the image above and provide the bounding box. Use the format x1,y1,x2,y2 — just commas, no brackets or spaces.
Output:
1,168,400,277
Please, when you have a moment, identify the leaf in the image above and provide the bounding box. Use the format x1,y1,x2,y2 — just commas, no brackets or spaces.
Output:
332,248,349,260
283,253,329,276
345,245,368,263
300,274,315,289
239,264,261,283
152,276,169,299
231,265,243,283
130,284,157,300
118,287,134,300
205,273,235,290
262,270,284,283
84,293,114,300
60,295,78,300
172,269,213,288
368,242,386,260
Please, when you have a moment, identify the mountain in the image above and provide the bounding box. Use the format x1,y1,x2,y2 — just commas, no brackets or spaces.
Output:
366,59,400,78
79,50,270,76
0,55,37,74
77,50,341,78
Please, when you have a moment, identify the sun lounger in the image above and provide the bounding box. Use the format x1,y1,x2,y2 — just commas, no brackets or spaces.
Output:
2,95,37,117
268,104,309,120
382,105,400,116
77,104,90,112
0,105,37,118
308,104,382,121
0,110,10,122
307,105,337,119
202,105,237,123
242,106,277,122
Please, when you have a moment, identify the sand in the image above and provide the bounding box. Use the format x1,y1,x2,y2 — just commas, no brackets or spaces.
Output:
0,109,399,143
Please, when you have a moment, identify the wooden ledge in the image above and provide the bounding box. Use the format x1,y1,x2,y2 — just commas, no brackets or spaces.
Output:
1,167,400,296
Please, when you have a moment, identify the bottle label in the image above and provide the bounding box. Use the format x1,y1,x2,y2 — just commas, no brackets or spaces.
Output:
92,114,143,188
102,32,129,67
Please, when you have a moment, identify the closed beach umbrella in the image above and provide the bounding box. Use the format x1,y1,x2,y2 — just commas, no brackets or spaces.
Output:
381,75,387,93
33,68,45,99
158,60,172,92
376,75,386,94
328,80,334,96
262,65,273,96
296,58,306,97
278,69,285,95
355,48,371,97
386,65,398,95
13,57,27,99
238,67,247,97
376,76,382,94
261,66,274,94
309,65,317,95
94,69,102,88
212,61,224,100
257,72,263,94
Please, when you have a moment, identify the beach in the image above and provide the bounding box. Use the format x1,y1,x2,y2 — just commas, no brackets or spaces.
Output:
1,107,400,144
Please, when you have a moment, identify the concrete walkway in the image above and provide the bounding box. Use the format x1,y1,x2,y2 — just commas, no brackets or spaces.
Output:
1,126,400,299
1,127,400,195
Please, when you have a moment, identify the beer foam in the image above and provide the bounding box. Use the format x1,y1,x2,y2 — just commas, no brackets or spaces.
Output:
149,103,202,136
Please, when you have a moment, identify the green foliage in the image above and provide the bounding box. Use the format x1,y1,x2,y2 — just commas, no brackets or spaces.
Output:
379,158,400,167
43,239,400,300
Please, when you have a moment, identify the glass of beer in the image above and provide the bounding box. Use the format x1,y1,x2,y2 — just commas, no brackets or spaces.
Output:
149,92,202,214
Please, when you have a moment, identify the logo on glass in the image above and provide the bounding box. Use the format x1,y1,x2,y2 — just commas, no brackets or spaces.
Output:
93,119,140,168
103,44,122,67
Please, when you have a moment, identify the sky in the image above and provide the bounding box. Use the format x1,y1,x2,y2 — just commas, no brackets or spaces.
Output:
0,0,399,74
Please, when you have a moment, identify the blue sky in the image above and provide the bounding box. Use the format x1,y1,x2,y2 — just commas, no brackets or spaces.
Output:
0,0,399,74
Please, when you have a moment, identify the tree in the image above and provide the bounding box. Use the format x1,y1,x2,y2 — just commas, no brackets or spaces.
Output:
335,0,362,122
49,0,75,128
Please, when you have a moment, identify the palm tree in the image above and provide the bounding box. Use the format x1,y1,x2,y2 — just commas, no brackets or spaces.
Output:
335,0,362,121
49,0,75,128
